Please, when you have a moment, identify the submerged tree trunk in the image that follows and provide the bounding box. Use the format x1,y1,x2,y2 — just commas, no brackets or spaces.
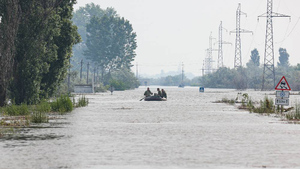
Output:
0,0,20,106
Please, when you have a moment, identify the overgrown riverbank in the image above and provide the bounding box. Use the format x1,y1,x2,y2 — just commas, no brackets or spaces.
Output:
0,95,88,137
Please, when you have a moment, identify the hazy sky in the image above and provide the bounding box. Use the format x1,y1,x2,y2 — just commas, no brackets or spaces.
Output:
74,0,300,77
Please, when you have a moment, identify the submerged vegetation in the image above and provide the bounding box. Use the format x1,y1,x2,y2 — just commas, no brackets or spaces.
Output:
218,92,300,121
0,95,89,135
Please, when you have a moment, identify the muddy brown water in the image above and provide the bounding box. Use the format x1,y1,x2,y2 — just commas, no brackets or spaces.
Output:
1,87,300,169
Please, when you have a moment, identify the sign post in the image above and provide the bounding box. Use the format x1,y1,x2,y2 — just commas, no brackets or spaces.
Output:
275,76,291,113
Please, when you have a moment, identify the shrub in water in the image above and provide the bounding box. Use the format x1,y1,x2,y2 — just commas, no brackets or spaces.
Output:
31,112,48,123
75,95,89,108
51,95,73,113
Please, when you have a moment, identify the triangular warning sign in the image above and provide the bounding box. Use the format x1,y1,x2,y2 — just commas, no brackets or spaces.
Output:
275,76,291,91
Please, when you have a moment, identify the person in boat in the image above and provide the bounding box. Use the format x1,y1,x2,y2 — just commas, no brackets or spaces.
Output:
144,87,153,97
161,89,167,99
157,88,162,97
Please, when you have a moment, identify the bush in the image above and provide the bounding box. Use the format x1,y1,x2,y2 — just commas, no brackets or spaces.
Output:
51,95,73,113
74,95,89,108
2,103,30,116
36,100,51,113
31,112,48,123
253,97,276,114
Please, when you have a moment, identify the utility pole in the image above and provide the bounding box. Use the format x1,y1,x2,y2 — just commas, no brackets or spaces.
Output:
202,61,205,76
218,21,231,69
259,0,290,90
87,62,90,84
94,67,96,85
68,58,71,93
205,33,218,74
230,3,252,69
96,66,99,85
80,59,83,82
136,62,138,78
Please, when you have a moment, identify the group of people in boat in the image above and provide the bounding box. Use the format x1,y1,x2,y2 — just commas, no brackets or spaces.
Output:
144,87,167,99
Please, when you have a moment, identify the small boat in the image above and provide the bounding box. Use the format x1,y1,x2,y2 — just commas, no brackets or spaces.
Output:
144,95,167,101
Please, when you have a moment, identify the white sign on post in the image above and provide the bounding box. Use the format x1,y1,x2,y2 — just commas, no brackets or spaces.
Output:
275,76,291,106
275,76,291,91
276,91,289,98
275,98,289,106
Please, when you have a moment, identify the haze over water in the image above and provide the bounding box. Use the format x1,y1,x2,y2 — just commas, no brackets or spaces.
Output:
1,87,300,168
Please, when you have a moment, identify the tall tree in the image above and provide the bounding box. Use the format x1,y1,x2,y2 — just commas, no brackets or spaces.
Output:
277,48,289,68
251,48,260,66
9,0,80,104
85,15,137,81
0,0,20,106
72,3,117,65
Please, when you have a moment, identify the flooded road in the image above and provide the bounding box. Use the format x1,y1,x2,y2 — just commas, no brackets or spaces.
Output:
1,87,300,169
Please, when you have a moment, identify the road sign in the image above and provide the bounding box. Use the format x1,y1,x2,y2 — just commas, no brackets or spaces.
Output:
276,91,289,98
275,76,291,91
275,98,289,106
199,87,204,92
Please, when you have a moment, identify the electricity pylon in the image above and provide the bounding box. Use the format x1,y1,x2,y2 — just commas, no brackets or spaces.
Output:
230,3,252,69
205,33,218,74
217,21,231,69
259,0,290,90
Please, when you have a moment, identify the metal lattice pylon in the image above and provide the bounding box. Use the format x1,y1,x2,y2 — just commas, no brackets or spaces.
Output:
259,0,290,90
230,3,252,69
218,21,231,69
204,33,218,75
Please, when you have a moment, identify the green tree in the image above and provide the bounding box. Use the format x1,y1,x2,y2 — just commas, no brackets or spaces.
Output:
85,15,137,83
247,48,260,67
10,0,80,104
71,3,117,66
0,0,20,106
110,67,139,90
277,48,289,68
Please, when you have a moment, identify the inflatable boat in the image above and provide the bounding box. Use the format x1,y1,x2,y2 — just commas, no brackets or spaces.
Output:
144,95,167,101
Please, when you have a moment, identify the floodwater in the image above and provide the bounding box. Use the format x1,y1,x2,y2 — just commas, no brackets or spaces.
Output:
1,87,300,169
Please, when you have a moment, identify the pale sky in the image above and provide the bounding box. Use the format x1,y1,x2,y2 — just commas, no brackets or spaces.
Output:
74,0,300,77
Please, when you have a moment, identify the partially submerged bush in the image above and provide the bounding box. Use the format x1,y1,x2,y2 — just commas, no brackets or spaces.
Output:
252,97,276,114
51,95,73,113
31,112,48,123
73,95,89,108
1,103,30,116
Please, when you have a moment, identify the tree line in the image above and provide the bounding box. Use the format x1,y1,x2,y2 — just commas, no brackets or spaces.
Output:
199,48,300,90
0,2,139,106
71,3,139,90
0,0,80,106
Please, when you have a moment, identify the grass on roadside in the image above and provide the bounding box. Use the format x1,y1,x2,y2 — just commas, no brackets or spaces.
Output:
286,103,300,120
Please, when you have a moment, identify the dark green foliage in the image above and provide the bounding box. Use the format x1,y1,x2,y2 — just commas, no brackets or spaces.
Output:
9,0,80,105
2,103,30,116
51,95,73,113
36,100,51,113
